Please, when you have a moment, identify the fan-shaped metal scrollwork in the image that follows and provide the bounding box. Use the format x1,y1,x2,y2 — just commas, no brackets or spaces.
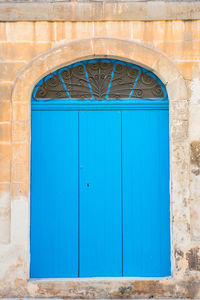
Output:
35,74,66,99
86,61,114,99
34,59,166,101
109,63,139,99
132,72,164,99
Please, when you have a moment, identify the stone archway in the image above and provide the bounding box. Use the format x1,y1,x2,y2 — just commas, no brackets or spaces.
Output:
10,37,190,298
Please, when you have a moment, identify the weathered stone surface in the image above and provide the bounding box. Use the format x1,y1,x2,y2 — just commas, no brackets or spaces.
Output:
0,183,10,244
12,122,29,143
0,22,6,40
177,62,200,81
0,62,26,81
6,22,34,42
0,144,11,182
6,38,191,298
156,40,200,61
0,102,11,122
0,2,200,21
186,247,200,271
12,103,30,122
0,123,11,143
0,84,12,102
0,42,51,61
0,19,199,297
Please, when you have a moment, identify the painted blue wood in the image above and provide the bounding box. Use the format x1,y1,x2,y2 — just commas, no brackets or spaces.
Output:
79,111,122,277
32,101,169,111
122,110,170,277
31,58,170,278
30,111,79,278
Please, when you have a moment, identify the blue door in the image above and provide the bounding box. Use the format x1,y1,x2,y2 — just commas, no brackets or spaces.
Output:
30,59,170,278
31,111,79,277
79,111,122,277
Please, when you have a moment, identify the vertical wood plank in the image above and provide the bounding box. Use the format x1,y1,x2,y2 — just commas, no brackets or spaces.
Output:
122,110,170,277
30,111,78,278
79,111,122,277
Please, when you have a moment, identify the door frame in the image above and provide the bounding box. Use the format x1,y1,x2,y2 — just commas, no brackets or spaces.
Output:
10,38,189,298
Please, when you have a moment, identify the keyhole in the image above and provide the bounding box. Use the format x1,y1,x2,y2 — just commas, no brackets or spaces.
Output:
87,183,90,188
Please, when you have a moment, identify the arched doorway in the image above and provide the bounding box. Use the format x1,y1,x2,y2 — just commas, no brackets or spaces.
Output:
30,58,170,278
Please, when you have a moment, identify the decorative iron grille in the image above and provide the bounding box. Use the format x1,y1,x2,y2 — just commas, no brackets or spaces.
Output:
32,59,167,101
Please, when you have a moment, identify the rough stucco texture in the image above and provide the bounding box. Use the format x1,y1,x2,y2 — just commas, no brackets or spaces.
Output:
0,20,200,298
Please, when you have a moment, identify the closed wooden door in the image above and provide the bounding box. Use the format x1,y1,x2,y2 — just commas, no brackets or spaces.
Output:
79,111,122,277
30,59,170,278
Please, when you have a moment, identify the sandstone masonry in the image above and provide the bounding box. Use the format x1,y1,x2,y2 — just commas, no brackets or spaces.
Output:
0,17,200,298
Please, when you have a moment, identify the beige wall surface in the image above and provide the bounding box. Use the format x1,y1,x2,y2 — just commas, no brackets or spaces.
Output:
0,20,200,298
0,2,200,21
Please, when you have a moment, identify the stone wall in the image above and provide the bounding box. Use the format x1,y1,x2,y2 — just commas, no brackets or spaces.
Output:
0,20,200,298
1,2,200,21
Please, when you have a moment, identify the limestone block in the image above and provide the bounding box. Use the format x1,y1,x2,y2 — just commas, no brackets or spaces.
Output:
184,20,200,41
189,77,200,105
11,198,29,246
190,141,200,240
189,105,200,141
12,103,30,122
0,123,11,143
167,76,188,101
12,122,29,143
165,21,185,41
0,144,11,182
170,101,188,121
177,62,200,81
12,161,29,182
0,102,11,122
55,22,94,43
0,42,51,61
0,83,12,102
171,141,190,164
171,119,188,142
94,21,132,40
40,39,94,73
93,38,109,56
0,183,10,244
12,77,32,102
131,21,145,41
156,41,200,61
12,143,29,163
35,22,53,42
11,182,29,199
93,38,160,69
153,55,181,85
0,23,6,41
140,21,184,43
6,22,34,42
131,42,161,71
0,62,26,81
0,2,200,22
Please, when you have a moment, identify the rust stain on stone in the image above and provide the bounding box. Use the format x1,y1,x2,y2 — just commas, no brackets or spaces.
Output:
191,141,200,175
110,280,176,299
186,247,200,271
175,248,184,272
178,278,200,299
117,285,133,297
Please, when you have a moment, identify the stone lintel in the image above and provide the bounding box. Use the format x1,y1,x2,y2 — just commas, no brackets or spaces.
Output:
0,1,200,21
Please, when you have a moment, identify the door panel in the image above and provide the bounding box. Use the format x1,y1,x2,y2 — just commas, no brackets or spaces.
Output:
79,111,122,277
30,108,170,278
122,110,170,277
30,111,78,278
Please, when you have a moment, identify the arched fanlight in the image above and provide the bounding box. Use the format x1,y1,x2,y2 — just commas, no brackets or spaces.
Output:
32,59,167,102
